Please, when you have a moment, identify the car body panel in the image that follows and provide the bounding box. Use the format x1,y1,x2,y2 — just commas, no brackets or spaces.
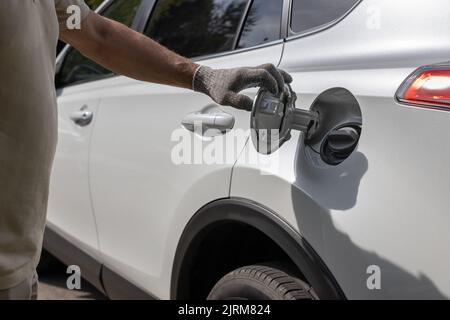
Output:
232,0,450,299
47,85,101,259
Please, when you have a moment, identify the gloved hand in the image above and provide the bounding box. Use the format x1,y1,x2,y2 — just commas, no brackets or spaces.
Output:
193,63,293,111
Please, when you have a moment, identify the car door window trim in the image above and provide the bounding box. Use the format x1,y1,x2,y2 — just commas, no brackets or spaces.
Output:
131,0,157,33
232,0,254,50
191,39,284,62
280,0,291,39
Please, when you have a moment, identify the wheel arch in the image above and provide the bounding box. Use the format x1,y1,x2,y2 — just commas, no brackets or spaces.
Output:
170,197,345,300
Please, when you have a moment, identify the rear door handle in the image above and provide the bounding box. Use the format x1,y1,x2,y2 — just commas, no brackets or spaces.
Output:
70,105,93,127
182,112,235,134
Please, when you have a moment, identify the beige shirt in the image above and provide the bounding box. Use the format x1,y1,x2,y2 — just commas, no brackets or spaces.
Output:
0,0,90,289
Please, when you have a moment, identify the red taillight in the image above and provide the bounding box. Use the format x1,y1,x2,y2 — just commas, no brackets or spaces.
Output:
396,66,450,110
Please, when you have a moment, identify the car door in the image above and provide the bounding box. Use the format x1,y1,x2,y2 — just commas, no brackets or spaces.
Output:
88,0,285,298
47,0,146,258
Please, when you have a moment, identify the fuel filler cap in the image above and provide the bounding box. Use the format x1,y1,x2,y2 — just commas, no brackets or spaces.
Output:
251,84,319,155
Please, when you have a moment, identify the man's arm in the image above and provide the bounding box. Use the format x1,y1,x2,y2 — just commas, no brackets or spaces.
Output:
60,12,292,110
60,12,197,89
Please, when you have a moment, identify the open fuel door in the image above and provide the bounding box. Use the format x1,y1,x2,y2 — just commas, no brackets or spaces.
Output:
251,86,362,166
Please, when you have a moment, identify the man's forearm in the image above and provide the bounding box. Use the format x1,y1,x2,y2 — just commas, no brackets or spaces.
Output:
60,12,198,89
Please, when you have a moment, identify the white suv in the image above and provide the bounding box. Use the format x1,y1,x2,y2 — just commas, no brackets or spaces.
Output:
44,0,450,299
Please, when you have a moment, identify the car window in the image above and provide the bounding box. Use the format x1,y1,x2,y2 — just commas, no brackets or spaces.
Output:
144,0,249,59
58,0,143,87
291,0,359,34
237,0,283,49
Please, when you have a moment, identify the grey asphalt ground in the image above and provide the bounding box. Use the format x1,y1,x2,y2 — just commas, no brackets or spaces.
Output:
37,259,106,300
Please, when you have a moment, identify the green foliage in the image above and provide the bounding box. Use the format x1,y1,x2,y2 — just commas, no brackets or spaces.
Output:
85,0,105,10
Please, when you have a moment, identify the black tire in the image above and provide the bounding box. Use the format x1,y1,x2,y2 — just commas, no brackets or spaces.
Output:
207,265,316,300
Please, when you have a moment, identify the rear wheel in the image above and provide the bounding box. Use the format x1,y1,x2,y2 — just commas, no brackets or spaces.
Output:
207,265,317,300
